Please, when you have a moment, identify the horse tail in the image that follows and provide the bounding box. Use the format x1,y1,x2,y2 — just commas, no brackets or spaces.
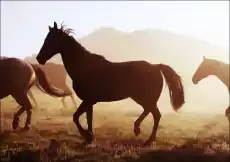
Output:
61,87,77,107
65,86,77,106
159,64,185,111
30,64,73,97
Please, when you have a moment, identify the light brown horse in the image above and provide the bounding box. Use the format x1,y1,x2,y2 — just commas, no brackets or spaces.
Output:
27,62,77,108
192,56,230,121
0,56,72,130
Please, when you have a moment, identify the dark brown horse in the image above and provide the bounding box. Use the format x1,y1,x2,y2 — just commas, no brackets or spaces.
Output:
36,22,185,146
0,56,72,130
28,62,77,108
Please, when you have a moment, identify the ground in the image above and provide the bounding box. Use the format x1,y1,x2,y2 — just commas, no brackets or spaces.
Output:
0,89,229,162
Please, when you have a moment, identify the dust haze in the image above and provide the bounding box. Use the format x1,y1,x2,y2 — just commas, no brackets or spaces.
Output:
1,28,229,161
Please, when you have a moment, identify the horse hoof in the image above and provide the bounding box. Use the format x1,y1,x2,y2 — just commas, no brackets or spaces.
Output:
85,131,94,144
12,117,20,130
134,127,140,136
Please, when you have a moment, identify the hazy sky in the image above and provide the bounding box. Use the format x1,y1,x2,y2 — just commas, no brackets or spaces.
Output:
1,1,229,59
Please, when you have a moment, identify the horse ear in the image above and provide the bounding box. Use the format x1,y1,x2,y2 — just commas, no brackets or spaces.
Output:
49,26,52,31
54,22,58,29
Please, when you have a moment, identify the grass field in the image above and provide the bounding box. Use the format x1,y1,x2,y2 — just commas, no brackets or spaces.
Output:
0,89,229,162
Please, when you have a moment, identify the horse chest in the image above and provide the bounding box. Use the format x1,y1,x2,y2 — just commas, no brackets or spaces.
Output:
72,81,93,101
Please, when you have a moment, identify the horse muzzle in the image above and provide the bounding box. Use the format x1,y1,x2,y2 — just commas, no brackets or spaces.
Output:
192,77,199,84
36,55,46,65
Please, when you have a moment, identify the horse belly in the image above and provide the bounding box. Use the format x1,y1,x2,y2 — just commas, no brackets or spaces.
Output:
94,76,161,102
72,63,161,102
72,80,130,102
95,88,130,102
0,59,33,98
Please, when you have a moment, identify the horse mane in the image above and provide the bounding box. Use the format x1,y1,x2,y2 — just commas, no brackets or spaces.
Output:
60,23,90,54
59,23,108,62
60,23,74,35
206,58,228,66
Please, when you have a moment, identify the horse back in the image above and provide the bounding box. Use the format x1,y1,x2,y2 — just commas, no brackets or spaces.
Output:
0,57,35,97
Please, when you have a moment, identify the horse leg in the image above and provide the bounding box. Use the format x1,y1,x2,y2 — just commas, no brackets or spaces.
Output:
24,110,32,130
73,101,89,141
144,105,161,146
85,105,94,144
12,105,25,130
225,106,230,122
28,90,38,109
12,93,33,130
134,111,149,136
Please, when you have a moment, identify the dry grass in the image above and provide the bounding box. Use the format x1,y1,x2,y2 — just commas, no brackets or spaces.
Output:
0,91,229,162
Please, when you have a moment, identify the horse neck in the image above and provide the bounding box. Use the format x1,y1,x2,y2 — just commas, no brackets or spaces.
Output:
210,61,229,91
60,40,90,79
